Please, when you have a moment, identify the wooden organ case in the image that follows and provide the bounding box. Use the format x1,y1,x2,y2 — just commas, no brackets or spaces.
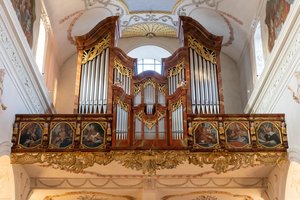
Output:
74,16,224,149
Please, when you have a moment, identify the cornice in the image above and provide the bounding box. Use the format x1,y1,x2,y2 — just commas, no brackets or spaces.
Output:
0,0,54,114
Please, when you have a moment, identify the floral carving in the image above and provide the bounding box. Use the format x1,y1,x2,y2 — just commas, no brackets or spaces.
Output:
11,151,287,175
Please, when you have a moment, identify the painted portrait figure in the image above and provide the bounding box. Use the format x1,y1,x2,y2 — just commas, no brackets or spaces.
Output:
226,122,250,148
50,123,73,148
19,122,42,147
194,122,218,148
11,0,36,47
82,123,105,148
257,122,281,147
265,0,294,51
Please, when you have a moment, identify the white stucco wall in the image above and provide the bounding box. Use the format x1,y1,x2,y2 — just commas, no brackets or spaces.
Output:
55,53,78,114
220,53,243,113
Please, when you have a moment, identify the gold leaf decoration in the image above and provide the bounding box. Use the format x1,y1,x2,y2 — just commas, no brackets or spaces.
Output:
82,35,111,64
114,59,132,78
171,98,182,111
11,151,287,175
188,35,217,64
122,22,177,38
167,61,184,77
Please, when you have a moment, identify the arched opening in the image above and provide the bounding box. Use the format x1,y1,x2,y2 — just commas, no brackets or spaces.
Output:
127,45,171,74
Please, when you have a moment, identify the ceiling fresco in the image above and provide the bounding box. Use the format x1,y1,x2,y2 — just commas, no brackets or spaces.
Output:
43,0,261,63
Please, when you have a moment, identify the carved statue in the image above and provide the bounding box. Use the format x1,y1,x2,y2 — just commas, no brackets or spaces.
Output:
0,69,7,110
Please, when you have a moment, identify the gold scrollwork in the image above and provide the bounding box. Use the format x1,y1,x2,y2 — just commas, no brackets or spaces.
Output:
134,83,142,95
144,119,156,129
158,83,167,94
167,61,184,77
44,191,135,200
171,98,182,111
135,111,143,121
118,98,129,112
114,59,132,78
188,35,217,64
158,111,165,121
82,35,111,64
11,151,287,175
143,78,156,88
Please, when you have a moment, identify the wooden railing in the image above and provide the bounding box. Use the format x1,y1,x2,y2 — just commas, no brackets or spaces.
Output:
11,113,287,152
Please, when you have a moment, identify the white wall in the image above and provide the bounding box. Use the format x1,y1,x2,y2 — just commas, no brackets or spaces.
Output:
221,53,243,113
118,36,180,54
0,68,29,144
55,53,78,114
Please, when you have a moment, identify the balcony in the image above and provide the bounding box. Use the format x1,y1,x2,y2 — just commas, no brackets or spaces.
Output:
11,113,288,175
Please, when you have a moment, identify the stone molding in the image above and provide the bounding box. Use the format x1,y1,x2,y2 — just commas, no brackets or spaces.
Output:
0,0,54,114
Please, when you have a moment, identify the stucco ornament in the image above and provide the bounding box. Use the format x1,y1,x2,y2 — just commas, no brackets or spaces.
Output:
0,69,7,110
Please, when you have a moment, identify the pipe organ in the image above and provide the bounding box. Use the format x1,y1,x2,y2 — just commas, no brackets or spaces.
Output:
188,35,220,114
73,16,224,149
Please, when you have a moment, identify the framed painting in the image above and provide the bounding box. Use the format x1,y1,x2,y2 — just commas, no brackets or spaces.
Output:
193,122,218,148
19,122,42,148
225,122,250,148
50,122,74,149
81,122,105,148
265,0,294,51
257,122,282,148
11,0,36,47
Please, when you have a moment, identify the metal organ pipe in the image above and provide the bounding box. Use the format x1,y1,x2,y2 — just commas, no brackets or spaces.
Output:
189,49,196,113
189,48,219,114
78,48,110,114
103,48,109,113
98,51,105,113
194,50,201,114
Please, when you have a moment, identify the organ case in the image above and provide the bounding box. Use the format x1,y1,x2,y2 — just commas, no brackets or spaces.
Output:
74,16,224,149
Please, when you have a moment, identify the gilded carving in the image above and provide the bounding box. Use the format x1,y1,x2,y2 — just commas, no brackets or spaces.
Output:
114,59,133,78
143,78,156,88
188,35,217,64
82,35,111,64
122,22,177,38
171,98,182,111
167,61,184,77
162,190,253,200
158,83,167,94
134,83,142,95
144,119,156,129
135,110,143,121
11,151,287,175
117,98,129,112
44,191,136,200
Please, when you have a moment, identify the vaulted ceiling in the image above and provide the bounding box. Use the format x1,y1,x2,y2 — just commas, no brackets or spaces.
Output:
44,0,261,64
